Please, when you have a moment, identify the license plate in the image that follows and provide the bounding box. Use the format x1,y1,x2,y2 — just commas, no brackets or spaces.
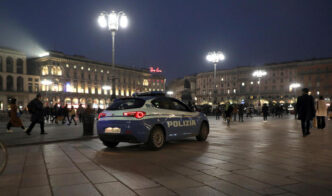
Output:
105,127,121,133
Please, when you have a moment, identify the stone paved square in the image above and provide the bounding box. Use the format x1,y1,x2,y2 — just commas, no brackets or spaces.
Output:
1,116,332,195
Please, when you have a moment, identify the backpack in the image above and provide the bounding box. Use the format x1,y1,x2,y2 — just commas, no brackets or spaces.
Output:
27,100,35,114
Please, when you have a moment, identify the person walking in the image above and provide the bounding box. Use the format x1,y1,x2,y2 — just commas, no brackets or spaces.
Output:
62,104,70,124
77,104,84,123
26,93,46,135
7,98,26,133
262,103,269,121
316,96,327,129
238,104,244,122
233,105,238,122
296,88,315,137
225,102,233,127
68,106,77,125
215,106,221,120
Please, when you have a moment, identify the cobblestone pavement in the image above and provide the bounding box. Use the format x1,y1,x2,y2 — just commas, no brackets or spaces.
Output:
1,116,332,196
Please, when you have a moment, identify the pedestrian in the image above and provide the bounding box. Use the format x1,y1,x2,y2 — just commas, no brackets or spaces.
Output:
215,106,221,120
316,96,327,129
77,104,84,123
6,98,26,133
225,102,233,127
233,105,238,121
238,104,244,122
262,103,269,121
62,104,70,124
68,106,77,125
26,93,47,135
44,104,50,122
296,88,315,137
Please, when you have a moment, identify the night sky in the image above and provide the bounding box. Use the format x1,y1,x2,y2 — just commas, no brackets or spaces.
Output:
1,0,332,81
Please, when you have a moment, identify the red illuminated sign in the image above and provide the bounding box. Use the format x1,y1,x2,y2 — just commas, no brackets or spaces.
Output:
149,67,162,73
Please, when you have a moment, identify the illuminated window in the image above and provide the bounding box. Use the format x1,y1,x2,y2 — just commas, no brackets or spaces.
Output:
57,67,62,75
42,66,48,75
101,70,103,73
81,66,84,70
66,64,69,68
143,79,149,86
88,67,91,71
74,65,77,69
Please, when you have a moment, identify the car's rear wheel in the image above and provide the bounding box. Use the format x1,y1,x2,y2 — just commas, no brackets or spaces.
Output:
102,141,119,148
196,122,209,141
148,127,165,150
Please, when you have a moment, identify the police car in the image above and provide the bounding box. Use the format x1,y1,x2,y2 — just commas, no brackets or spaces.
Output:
97,92,209,150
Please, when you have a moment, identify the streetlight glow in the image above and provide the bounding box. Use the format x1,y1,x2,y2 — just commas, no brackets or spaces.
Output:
252,70,267,78
206,51,225,63
120,14,128,28
289,83,301,89
98,13,107,28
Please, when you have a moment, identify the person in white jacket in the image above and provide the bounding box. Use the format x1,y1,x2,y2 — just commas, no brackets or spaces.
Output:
316,96,327,129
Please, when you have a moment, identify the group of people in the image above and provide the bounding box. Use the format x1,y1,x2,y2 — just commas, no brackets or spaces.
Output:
6,93,97,135
296,88,328,137
213,87,329,137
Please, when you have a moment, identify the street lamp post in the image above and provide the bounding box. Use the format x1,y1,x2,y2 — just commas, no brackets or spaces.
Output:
98,11,128,100
252,70,267,107
289,83,301,100
206,51,225,104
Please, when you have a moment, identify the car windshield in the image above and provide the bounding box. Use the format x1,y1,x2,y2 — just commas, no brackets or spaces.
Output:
107,98,145,111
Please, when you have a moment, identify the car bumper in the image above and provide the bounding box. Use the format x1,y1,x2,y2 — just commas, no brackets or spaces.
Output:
97,120,150,143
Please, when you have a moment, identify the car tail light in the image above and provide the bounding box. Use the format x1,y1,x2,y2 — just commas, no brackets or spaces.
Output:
98,112,106,120
123,111,146,119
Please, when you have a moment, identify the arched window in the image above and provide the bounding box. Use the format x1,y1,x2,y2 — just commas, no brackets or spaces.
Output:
42,66,49,75
0,75,2,91
57,67,62,75
51,66,57,75
6,75,13,91
6,57,13,73
16,58,23,74
0,56,2,72
17,76,24,92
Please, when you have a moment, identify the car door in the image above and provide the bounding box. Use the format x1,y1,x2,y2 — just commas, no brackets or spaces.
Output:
151,97,183,139
169,99,199,138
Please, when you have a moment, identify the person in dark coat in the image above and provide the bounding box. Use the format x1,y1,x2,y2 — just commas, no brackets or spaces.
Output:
238,104,244,122
296,88,315,137
262,103,269,121
215,106,221,120
225,102,233,127
7,98,25,132
26,93,46,135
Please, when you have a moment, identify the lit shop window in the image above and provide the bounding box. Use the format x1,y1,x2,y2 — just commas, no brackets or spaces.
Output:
66,64,69,68
143,79,149,86
81,66,84,70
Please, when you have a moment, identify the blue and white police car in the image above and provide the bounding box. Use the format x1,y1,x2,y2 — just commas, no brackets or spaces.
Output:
97,92,209,150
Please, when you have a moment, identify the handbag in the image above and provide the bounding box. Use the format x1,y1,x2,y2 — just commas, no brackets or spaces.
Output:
313,117,317,128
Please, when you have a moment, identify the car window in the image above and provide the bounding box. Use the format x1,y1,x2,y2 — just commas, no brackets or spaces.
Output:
151,97,173,110
107,98,145,110
170,99,191,112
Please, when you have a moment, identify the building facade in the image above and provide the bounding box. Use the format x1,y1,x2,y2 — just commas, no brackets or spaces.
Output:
0,48,165,110
168,58,332,105
0,48,40,110
28,51,165,109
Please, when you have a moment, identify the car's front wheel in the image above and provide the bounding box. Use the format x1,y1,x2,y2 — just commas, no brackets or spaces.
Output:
102,141,119,148
196,122,209,141
148,127,165,150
